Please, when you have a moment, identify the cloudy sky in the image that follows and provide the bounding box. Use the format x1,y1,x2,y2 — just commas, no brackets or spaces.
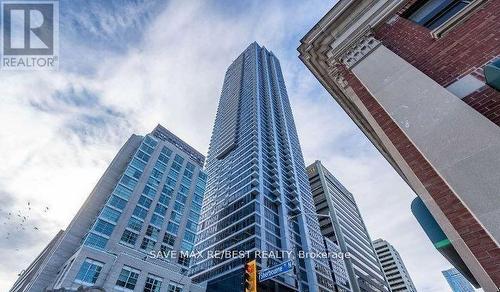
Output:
0,0,458,291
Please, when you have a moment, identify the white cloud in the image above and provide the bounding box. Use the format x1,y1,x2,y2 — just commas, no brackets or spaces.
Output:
0,1,454,291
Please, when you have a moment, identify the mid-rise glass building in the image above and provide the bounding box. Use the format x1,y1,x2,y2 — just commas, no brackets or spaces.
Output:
324,236,352,292
373,239,416,292
307,160,389,292
190,42,334,291
11,125,206,292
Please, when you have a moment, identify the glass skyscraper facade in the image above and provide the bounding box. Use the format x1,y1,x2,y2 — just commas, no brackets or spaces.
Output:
307,161,389,292
11,125,206,292
82,125,207,267
442,268,475,292
190,43,334,291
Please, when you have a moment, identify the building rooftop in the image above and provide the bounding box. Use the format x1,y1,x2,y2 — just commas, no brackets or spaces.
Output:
151,124,205,167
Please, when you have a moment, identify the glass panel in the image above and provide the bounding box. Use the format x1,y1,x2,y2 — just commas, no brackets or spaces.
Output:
75,259,103,284
100,206,121,222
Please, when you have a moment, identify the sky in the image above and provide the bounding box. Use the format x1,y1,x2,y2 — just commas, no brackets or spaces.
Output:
0,0,457,291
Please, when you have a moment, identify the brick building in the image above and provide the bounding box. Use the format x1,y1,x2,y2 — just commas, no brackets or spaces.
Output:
298,0,499,291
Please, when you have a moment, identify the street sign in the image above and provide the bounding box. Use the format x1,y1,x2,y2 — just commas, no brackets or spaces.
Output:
258,260,293,282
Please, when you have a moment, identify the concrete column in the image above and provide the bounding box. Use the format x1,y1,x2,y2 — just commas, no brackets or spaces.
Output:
350,44,500,291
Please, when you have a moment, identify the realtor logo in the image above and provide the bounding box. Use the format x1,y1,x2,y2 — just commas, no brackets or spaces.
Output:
1,0,59,70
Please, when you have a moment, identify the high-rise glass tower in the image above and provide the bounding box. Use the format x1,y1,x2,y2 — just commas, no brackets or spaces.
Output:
307,161,389,292
11,125,207,292
442,268,475,292
190,43,334,292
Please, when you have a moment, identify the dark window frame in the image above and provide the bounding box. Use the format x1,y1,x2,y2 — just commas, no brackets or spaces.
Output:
404,0,472,30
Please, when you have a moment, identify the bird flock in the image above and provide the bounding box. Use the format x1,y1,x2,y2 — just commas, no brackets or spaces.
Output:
1,201,50,244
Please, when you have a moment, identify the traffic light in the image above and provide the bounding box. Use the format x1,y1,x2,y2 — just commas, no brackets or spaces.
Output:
244,259,257,292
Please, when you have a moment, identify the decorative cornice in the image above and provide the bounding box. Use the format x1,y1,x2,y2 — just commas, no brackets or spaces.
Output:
298,0,405,94
299,0,405,72
322,31,380,89
339,32,381,69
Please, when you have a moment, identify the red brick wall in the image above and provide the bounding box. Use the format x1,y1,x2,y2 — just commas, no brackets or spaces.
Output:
374,0,500,126
463,87,500,125
335,64,500,288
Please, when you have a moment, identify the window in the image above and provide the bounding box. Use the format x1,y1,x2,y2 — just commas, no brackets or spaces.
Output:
167,282,183,292
193,194,203,204
180,240,193,252
177,254,190,267
165,177,177,188
170,211,182,224
108,195,127,210
150,214,164,227
154,204,167,216
121,230,139,246
150,168,163,180
125,166,142,180
198,172,207,181
127,217,143,232
158,153,169,165
133,206,148,220
162,185,174,196
140,238,157,251
406,0,472,29
136,150,151,162
183,169,193,179
114,184,133,199
145,225,160,240
159,195,171,207
140,143,155,155
143,185,157,198
115,266,140,291
176,193,187,204
120,175,138,190
167,222,179,234
131,158,146,171
93,219,115,236
144,275,163,292
163,233,176,246
188,211,199,222
173,202,184,213
174,154,184,164
180,178,191,189
161,146,172,156
154,160,167,172
191,202,201,213
75,258,103,285
138,195,153,208
84,233,108,249
171,162,182,172
168,169,179,179
183,231,195,243
185,162,195,172
185,220,197,232
144,136,158,148
100,206,121,223
147,177,160,189
194,184,204,195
